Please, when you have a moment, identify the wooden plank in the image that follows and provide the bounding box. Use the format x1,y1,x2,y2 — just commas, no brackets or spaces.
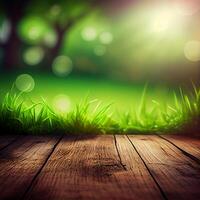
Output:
24,135,163,200
128,135,200,200
0,135,60,200
115,135,164,199
0,135,18,151
161,135,200,161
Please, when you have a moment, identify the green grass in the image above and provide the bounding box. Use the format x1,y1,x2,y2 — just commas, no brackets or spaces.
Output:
0,73,176,114
0,83,199,135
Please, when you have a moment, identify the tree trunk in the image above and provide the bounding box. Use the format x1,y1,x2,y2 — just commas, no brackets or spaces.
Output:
2,0,29,71
2,20,21,71
45,27,67,70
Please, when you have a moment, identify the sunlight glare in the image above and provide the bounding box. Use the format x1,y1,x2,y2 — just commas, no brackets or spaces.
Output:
153,10,175,32
174,0,200,16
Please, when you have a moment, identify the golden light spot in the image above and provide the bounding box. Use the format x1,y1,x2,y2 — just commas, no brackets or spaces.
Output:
184,40,200,62
53,94,71,113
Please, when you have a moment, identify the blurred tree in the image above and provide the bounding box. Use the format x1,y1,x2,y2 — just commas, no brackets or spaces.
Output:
0,0,127,71
23,0,98,69
0,0,100,70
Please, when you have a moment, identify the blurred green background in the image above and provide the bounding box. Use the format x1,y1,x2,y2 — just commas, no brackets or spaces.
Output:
0,0,200,113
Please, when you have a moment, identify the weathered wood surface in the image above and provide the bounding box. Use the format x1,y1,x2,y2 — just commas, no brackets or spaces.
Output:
161,135,200,162
24,135,163,200
0,135,200,200
115,135,164,199
0,136,61,200
128,135,200,200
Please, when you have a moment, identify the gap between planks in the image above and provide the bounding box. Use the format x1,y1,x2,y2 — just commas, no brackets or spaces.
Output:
126,135,167,200
21,135,64,200
158,134,200,165
126,135,200,200
23,135,164,200
0,135,63,200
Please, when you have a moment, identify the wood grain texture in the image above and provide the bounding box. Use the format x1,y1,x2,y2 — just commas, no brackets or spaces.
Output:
0,135,200,200
0,135,17,150
0,136,60,200
115,135,164,199
161,135,200,161
23,135,163,200
128,135,200,200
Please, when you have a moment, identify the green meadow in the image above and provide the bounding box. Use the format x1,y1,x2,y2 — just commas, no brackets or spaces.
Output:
0,72,199,135
0,72,176,115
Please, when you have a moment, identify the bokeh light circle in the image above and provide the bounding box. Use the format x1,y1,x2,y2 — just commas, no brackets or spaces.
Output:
23,47,44,65
94,45,106,56
81,27,97,41
99,32,113,44
184,40,200,62
28,27,40,40
43,31,57,48
52,56,73,77
0,19,11,43
15,74,35,92
53,94,71,113
50,5,61,16
19,16,49,44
